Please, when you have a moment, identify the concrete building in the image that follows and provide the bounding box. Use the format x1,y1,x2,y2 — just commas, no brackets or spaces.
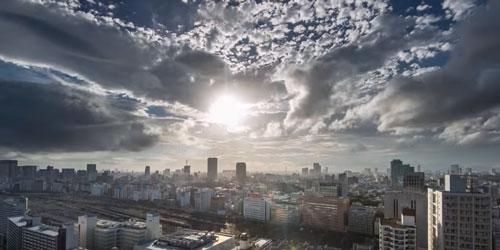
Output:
145,166,151,177
145,212,162,241
0,197,27,245
87,164,97,182
243,193,270,222
390,159,414,187
338,172,349,197
301,167,308,176
21,224,65,250
383,190,427,249
311,163,321,177
183,165,190,176
207,158,217,182
78,214,97,249
428,175,492,250
300,196,350,232
403,172,425,192
7,215,41,250
236,162,246,184
134,229,235,250
194,188,213,212
0,160,18,181
449,164,462,175
347,204,377,235
379,208,417,250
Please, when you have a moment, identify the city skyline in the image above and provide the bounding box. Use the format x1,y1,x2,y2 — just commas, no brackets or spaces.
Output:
1,0,500,172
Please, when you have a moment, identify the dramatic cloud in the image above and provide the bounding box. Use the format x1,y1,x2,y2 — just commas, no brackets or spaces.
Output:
0,0,498,171
350,3,500,145
0,80,159,152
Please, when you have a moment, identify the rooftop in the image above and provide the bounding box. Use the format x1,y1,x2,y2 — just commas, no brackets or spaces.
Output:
135,229,234,250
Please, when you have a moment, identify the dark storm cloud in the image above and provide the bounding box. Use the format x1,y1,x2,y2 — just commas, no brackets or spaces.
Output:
0,80,159,152
360,4,500,135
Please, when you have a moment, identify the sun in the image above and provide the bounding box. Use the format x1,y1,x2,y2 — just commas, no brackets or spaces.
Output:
208,94,247,127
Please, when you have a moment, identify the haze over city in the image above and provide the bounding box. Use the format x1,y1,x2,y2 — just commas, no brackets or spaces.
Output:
1,0,500,172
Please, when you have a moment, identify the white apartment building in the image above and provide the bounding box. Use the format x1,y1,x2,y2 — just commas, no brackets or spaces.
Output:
428,175,492,250
243,193,270,222
379,208,417,250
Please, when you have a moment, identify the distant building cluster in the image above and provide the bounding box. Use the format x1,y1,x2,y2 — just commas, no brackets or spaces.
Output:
1,158,500,250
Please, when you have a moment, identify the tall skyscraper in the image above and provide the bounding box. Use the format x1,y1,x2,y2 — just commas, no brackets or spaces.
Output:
207,157,217,182
0,160,18,181
236,162,246,184
183,165,190,176
390,159,414,187
428,175,492,250
312,163,321,176
449,164,462,175
145,166,151,176
78,214,97,249
86,164,97,182
338,172,349,197
301,167,308,176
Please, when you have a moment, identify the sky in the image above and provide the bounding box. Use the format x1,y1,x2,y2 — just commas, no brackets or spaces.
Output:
0,0,500,173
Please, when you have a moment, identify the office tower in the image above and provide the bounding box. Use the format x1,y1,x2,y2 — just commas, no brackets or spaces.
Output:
236,162,246,184
449,164,461,175
20,165,36,180
338,172,349,197
301,167,308,176
243,193,270,222
7,215,40,250
301,196,350,232
145,166,151,176
403,172,426,192
312,163,321,176
22,224,66,250
78,214,97,249
0,197,27,240
347,204,377,235
183,165,190,176
379,208,417,250
493,206,500,250
162,168,170,176
390,159,414,187
428,175,492,250
194,188,213,212
145,212,162,241
0,160,18,181
87,164,97,182
384,190,427,249
62,222,77,250
207,157,217,182
61,168,76,180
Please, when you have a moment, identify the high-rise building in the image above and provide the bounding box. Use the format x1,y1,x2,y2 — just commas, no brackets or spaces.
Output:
21,224,66,250
207,158,217,182
403,172,426,192
390,159,414,187
270,202,299,225
19,166,36,180
493,206,500,250
194,188,213,212
243,193,270,222
0,160,18,181
301,167,308,176
87,164,97,182
379,208,417,250
236,162,246,184
145,166,151,176
145,212,162,241
183,165,190,176
449,164,461,175
7,215,41,250
0,197,27,245
301,196,350,232
347,204,377,235
428,175,492,250
383,190,427,249
338,172,349,197
78,214,97,249
312,163,321,177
